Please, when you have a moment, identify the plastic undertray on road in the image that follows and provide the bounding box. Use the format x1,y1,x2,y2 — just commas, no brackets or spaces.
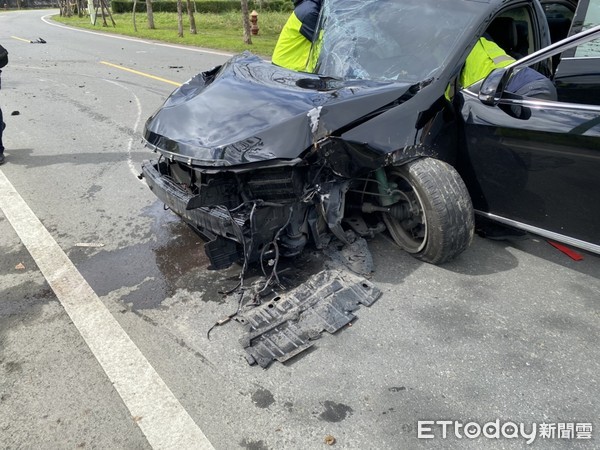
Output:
237,270,382,368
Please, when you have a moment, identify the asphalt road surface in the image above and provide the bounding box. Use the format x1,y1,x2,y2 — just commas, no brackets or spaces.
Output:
1,9,599,450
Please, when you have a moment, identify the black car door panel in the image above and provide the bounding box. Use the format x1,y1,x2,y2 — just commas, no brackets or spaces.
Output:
459,92,600,247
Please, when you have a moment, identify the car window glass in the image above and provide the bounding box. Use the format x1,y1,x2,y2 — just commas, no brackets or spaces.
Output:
484,13,530,60
575,0,600,55
551,0,600,105
543,3,576,43
313,0,481,82
458,6,535,91
548,34,600,105
493,7,535,56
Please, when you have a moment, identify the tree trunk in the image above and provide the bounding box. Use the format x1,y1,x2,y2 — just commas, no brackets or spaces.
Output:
132,0,137,32
146,0,155,29
103,0,116,27
186,0,196,34
99,0,107,26
176,0,183,38
240,0,252,45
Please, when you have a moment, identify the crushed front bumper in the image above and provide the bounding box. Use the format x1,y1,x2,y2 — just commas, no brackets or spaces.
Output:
141,160,245,268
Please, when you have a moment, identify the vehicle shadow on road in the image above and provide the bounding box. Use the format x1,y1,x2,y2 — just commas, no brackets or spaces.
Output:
368,233,520,282
500,235,600,279
437,234,598,279
440,236,522,276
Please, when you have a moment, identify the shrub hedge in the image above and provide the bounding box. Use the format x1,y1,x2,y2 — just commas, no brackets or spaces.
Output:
111,0,293,14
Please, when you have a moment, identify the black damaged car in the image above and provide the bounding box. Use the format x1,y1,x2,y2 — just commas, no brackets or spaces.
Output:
141,0,600,269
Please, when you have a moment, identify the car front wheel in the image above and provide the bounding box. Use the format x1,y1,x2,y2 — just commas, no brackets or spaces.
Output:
382,157,474,264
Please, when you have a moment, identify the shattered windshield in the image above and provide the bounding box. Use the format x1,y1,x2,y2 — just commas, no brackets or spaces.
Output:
313,0,480,82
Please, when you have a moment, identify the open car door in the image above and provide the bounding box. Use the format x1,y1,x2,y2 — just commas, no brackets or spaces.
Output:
458,14,600,254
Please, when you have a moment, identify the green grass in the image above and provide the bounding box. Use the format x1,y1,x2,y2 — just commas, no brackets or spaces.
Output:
53,11,288,56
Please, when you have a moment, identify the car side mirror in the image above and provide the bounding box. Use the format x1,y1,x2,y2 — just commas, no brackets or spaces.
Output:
479,68,510,106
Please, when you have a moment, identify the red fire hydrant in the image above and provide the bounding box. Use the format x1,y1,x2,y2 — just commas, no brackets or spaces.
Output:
250,10,259,35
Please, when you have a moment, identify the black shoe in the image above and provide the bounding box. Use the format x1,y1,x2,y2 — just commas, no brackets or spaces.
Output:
0,154,5,165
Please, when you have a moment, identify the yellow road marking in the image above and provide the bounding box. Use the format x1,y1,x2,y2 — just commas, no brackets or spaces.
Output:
11,36,31,42
100,61,182,87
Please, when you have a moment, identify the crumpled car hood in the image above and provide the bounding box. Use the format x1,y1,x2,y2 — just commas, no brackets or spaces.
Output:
143,52,414,167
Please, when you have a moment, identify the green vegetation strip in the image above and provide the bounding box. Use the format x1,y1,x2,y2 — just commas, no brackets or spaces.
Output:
53,10,289,56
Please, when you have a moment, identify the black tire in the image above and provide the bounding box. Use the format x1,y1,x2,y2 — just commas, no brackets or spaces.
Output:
382,157,474,264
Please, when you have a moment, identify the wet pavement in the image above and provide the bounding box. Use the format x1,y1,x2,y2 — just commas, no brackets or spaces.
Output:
70,199,330,313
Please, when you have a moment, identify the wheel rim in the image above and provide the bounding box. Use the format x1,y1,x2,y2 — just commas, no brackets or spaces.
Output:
382,170,428,254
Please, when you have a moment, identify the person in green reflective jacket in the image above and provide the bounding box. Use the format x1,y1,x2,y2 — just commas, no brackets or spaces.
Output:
451,35,556,101
460,36,515,88
272,0,322,72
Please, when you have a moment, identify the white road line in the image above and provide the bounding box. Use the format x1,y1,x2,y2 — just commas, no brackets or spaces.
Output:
40,13,233,57
0,170,214,450
104,79,145,180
